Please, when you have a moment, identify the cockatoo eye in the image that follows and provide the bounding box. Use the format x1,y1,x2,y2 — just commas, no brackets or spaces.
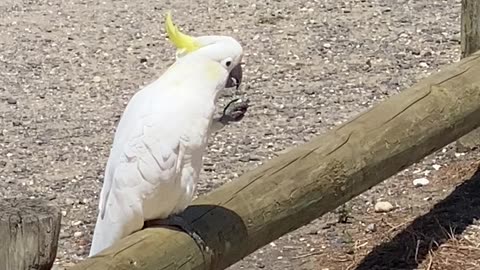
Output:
222,57,233,68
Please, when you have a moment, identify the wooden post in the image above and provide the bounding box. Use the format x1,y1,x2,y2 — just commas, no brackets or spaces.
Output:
458,0,480,151
0,198,61,270
461,0,480,57
72,51,480,270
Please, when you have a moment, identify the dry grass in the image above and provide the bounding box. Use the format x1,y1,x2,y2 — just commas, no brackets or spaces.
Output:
305,159,480,270
423,237,480,270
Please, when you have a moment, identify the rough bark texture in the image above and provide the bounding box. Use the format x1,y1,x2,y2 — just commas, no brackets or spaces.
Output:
461,0,480,57
458,0,480,151
72,51,480,270
0,198,61,270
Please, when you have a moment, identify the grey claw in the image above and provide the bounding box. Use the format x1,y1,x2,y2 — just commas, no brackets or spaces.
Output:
221,98,249,124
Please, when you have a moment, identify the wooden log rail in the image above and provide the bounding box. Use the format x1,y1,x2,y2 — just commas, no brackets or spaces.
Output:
72,50,480,270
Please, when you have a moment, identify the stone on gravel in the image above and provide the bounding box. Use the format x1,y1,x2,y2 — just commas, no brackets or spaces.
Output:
374,201,394,213
413,177,430,187
7,97,17,105
365,223,377,233
92,76,102,83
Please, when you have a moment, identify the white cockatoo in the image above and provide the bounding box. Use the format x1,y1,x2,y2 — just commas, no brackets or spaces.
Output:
89,12,246,256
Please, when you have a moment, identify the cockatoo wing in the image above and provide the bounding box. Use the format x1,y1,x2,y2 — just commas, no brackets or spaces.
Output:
89,89,190,256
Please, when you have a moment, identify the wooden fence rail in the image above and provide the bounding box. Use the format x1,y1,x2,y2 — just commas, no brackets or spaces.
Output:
71,49,480,270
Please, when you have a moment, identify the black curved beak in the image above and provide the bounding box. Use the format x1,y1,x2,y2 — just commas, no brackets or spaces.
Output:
225,64,243,90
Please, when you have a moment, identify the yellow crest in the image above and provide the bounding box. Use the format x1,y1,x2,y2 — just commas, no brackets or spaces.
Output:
165,11,201,53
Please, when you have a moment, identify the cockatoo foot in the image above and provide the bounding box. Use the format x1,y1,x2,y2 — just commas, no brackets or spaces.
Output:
219,98,249,124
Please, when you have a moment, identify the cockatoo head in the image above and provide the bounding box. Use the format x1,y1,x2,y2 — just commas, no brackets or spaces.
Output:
165,12,243,89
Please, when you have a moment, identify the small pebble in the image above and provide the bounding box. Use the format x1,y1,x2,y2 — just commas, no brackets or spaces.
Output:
92,76,101,82
432,164,441,170
72,220,82,226
65,198,75,205
366,223,377,233
60,231,71,239
304,89,315,95
374,201,394,213
239,155,250,162
413,177,430,187
7,97,17,105
73,231,84,238
419,62,429,68
35,139,45,145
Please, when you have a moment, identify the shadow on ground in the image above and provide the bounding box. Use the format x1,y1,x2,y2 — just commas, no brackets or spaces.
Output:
355,165,480,270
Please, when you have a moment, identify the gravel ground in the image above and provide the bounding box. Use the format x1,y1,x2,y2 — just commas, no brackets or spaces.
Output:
1,0,479,269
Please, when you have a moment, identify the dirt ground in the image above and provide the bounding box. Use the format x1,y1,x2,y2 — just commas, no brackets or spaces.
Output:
1,0,479,269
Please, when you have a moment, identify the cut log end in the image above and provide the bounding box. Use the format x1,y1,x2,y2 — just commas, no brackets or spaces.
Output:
0,198,62,270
